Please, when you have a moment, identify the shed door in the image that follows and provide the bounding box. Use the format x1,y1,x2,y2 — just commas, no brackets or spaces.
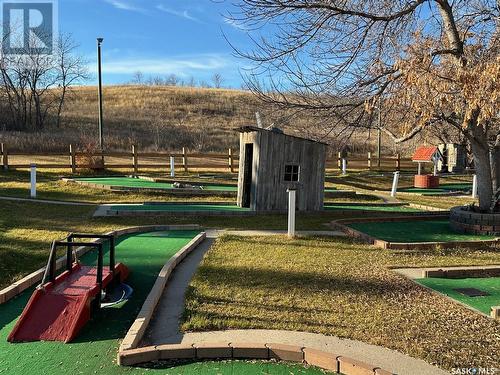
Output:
242,143,253,208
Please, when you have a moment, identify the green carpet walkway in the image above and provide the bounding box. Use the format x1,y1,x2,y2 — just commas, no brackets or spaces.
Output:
415,277,500,315
399,183,472,196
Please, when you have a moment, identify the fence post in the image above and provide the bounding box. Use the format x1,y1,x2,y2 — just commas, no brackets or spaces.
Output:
396,153,401,171
1,143,7,170
69,144,76,173
182,147,188,173
368,152,372,170
229,148,235,173
337,152,342,170
132,145,138,175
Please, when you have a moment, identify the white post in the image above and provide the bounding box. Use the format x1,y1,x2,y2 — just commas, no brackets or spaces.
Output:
170,156,175,177
287,189,296,238
30,164,36,198
342,158,347,175
433,162,438,176
472,174,478,199
418,162,422,175
391,171,400,197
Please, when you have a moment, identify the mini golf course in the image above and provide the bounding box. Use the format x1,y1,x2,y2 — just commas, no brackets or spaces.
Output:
415,277,500,315
348,220,497,243
0,230,326,375
98,203,422,217
71,177,238,192
324,204,422,213
70,176,340,195
399,183,472,196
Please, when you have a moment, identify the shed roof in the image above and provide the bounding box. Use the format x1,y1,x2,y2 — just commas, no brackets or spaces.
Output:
236,126,328,145
412,146,442,162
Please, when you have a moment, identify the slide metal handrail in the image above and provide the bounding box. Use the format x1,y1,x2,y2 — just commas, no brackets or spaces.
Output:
39,233,117,300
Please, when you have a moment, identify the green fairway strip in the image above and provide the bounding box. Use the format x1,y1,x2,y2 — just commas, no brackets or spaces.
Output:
325,205,422,213
0,230,200,374
400,183,472,195
415,277,500,314
349,220,496,243
146,360,328,374
74,177,238,192
111,204,250,212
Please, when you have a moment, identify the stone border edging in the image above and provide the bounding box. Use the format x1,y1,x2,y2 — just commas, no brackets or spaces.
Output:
117,342,393,375
0,225,200,305
119,232,206,352
330,215,500,251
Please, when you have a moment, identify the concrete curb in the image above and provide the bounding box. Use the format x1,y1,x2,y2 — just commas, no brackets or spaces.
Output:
119,232,206,352
118,342,394,375
0,225,201,305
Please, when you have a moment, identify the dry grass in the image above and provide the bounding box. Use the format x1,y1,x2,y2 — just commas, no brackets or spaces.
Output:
182,235,500,371
1,85,412,155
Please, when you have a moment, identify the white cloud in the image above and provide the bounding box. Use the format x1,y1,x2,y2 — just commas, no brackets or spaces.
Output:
104,0,145,13
223,17,249,31
92,54,234,76
156,4,201,23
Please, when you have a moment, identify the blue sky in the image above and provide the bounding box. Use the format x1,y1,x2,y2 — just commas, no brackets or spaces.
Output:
59,0,251,87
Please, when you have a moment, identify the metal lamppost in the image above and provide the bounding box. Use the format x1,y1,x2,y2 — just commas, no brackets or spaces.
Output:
97,38,104,151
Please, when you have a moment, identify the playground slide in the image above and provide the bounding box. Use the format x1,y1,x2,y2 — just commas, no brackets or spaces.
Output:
8,263,128,343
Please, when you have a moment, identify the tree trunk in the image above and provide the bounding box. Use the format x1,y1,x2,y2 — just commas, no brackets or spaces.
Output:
490,146,500,194
471,138,493,211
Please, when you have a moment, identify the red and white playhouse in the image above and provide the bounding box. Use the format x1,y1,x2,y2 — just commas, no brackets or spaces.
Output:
412,146,443,189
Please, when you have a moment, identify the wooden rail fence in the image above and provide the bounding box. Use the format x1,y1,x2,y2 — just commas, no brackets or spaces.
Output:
0,143,413,173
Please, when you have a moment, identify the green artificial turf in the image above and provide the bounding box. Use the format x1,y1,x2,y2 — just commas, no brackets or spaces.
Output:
74,177,238,192
415,277,500,315
111,204,250,212
400,183,472,196
0,230,200,374
146,360,328,374
324,204,422,213
0,230,325,375
349,220,496,243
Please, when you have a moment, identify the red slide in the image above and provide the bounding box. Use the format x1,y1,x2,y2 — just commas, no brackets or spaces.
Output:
8,263,128,343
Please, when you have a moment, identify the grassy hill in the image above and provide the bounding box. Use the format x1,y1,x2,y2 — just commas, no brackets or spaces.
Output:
0,85,420,155
1,85,263,152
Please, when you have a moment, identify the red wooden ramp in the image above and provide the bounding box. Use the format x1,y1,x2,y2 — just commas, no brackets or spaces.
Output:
8,263,128,343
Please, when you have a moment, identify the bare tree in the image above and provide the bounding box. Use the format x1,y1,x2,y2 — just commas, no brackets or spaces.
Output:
55,35,89,128
230,0,500,211
0,31,87,130
212,73,224,88
131,71,144,85
166,74,180,86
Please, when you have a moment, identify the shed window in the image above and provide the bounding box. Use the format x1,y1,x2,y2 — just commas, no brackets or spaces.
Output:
284,165,300,182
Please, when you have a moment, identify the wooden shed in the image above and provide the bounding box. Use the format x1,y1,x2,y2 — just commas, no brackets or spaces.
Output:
236,126,327,212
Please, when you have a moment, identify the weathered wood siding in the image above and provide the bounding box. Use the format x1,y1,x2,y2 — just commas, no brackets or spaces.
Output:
237,129,326,212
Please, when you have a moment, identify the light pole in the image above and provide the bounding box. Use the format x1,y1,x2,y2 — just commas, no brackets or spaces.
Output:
97,38,104,151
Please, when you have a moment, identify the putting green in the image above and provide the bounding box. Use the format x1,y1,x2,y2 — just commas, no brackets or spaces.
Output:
348,220,496,243
111,204,251,212
325,204,422,213
73,177,238,192
0,229,327,374
415,277,500,315
400,183,472,196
